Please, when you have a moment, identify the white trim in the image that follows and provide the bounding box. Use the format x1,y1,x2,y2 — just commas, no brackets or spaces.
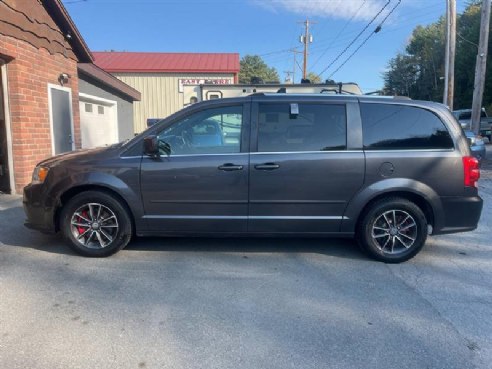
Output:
0,61,16,194
47,83,75,155
79,92,119,145
79,92,117,106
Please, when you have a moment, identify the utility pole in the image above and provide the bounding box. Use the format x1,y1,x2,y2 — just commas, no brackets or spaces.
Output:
443,0,456,109
284,71,293,84
289,48,302,84
298,19,315,81
471,0,491,135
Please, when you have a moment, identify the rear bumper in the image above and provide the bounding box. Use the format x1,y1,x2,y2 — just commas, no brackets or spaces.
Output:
433,195,483,235
23,183,56,234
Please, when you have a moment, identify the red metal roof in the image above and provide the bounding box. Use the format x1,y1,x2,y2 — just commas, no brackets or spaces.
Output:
93,52,240,74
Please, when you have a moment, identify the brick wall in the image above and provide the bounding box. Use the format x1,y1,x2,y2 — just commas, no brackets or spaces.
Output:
0,35,80,193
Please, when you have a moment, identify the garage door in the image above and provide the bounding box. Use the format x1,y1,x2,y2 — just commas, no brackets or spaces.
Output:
79,97,118,149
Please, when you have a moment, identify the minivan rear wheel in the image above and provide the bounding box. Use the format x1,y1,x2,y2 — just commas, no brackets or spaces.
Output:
357,197,428,263
60,191,132,257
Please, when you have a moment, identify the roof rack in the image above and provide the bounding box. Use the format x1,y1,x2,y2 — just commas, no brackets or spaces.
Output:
275,85,356,95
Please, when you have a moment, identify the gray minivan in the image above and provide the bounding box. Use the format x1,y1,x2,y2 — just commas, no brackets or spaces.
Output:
23,94,483,263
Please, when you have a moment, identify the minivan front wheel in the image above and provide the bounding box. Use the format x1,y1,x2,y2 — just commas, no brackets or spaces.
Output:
357,198,428,263
60,191,132,257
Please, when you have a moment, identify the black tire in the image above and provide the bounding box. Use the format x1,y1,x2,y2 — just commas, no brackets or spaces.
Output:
356,197,428,263
60,191,133,257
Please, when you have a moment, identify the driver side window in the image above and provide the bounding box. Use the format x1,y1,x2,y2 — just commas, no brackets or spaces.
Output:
157,105,243,155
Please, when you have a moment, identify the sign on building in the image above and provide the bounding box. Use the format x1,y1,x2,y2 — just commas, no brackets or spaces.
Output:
178,78,231,93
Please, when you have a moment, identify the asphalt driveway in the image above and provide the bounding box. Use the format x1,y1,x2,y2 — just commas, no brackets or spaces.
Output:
1,149,491,369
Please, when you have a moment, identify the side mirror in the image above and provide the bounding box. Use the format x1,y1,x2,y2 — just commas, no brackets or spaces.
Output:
143,135,159,156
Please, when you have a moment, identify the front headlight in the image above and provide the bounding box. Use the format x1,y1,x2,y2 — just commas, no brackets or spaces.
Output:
32,166,50,184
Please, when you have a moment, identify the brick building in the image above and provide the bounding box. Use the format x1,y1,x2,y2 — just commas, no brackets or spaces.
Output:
0,0,92,194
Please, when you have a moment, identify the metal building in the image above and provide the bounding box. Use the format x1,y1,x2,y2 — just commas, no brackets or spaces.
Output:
94,52,240,133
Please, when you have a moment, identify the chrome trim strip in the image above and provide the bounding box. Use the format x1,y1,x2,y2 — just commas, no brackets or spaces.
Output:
145,215,247,220
120,155,143,159
124,149,452,158
364,149,455,153
251,150,363,155
250,216,348,220
150,200,248,204
250,200,346,204
144,215,348,220
139,153,248,158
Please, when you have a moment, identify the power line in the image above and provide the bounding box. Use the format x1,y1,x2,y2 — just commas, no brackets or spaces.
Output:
328,0,402,79
64,0,88,4
251,1,441,71
259,47,297,57
317,0,392,78
457,32,479,48
259,4,442,62
311,0,367,70
310,2,442,50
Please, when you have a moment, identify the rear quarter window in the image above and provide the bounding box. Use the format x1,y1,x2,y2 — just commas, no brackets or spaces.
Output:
360,103,454,150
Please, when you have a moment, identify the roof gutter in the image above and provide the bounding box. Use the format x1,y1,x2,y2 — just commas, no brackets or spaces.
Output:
42,0,93,63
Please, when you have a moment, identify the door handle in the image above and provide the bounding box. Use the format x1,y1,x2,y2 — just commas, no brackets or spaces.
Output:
218,163,243,171
254,163,280,170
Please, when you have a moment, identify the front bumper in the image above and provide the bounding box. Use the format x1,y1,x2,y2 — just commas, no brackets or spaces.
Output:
433,195,483,235
23,183,56,234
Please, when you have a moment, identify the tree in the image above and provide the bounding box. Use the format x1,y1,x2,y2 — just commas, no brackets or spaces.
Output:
306,72,322,84
239,55,280,83
384,20,445,101
383,53,419,96
383,2,492,110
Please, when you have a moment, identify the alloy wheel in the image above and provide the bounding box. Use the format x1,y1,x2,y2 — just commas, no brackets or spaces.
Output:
371,209,418,255
70,203,119,249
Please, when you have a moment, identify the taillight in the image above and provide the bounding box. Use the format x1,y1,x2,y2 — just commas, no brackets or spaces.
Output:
463,156,480,187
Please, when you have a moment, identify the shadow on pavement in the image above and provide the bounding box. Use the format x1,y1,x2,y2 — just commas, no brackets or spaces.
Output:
0,195,365,260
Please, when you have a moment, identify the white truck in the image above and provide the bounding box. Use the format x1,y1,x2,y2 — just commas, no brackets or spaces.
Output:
183,82,363,105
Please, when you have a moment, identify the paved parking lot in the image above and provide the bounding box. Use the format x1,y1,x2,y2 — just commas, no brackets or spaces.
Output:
1,149,491,369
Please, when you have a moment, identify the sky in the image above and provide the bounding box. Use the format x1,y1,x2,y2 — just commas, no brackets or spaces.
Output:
63,0,469,93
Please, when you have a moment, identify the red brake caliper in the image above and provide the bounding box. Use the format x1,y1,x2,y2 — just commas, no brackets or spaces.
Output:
77,210,90,236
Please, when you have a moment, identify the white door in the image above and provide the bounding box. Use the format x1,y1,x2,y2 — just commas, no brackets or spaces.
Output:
79,95,117,149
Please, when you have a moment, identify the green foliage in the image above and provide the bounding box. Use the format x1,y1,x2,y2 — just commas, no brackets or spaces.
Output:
383,2,491,109
239,55,280,84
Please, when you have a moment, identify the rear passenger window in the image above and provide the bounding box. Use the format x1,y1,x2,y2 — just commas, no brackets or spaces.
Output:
361,104,454,150
258,104,346,152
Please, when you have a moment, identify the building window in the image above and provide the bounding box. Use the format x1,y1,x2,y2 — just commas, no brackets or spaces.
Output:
85,103,93,113
98,105,104,115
